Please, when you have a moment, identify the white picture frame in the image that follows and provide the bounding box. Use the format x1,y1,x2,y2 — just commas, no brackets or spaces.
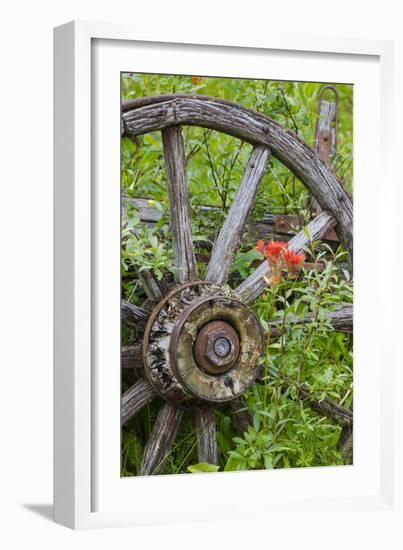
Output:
54,20,399,531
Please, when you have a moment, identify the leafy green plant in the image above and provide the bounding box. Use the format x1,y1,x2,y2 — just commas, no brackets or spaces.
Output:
187,463,220,473
230,249,262,279
225,424,290,471
121,204,174,281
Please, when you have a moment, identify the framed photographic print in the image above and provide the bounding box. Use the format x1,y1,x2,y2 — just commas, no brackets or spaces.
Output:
119,74,353,478
54,21,398,531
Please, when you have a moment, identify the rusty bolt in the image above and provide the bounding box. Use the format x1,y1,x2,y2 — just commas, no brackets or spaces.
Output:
194,320,240,375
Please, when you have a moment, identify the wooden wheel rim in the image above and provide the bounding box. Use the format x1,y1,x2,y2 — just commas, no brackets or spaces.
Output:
122,93,353,260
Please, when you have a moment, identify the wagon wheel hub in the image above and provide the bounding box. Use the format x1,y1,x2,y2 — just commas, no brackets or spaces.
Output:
194,320,240,374
143,282,263,403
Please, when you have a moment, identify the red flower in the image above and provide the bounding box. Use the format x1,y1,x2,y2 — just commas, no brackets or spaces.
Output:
255,239,305,284
256,240,288,265
264,241,288,265
191,76,202,85
283,248,306,271
256,240,265,254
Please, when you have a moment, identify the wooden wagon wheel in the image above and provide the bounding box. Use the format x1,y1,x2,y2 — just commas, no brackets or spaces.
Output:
120,94,353,475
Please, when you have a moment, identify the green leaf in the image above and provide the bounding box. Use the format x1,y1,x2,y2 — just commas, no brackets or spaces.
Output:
302,225,311,239
253,413,261,431
187,463,220,473
264,454,273,469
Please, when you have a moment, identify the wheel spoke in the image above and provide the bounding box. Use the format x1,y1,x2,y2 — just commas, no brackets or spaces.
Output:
236,211,336,304
162,126,198,283
121,300,149,328
121,378,156,425
137,269,163,302
140,402,183,475
121,344,144,370
205,145,270,284
194,405,219,465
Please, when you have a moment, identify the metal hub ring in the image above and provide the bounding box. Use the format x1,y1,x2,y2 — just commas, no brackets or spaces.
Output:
143,282,263,403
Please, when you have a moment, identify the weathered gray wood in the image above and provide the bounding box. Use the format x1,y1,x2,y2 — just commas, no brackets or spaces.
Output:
194,405,219,465
162,126,198,283
121,378,156,425
270,303,353,335
121,344,143,370
121,300,149,328
205,145,270,284
122,95,353,258
137,269,163,302
310,93,339,242
140,402,183,475
314,99,337,164
236,211,337,304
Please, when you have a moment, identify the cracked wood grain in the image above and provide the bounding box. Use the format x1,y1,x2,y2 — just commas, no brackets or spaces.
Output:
121,378,156,426
162,126,198,283
121,344,143,370
194,405,219,465
140,402,183,475
205,145,270,284
121,300,149,328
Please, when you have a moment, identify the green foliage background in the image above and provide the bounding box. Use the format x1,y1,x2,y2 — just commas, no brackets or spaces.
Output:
121,73,353,476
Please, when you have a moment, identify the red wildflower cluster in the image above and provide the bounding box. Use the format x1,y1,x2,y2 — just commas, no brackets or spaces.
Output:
191,76,202,85
256,239,305,285
282,247,306,270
